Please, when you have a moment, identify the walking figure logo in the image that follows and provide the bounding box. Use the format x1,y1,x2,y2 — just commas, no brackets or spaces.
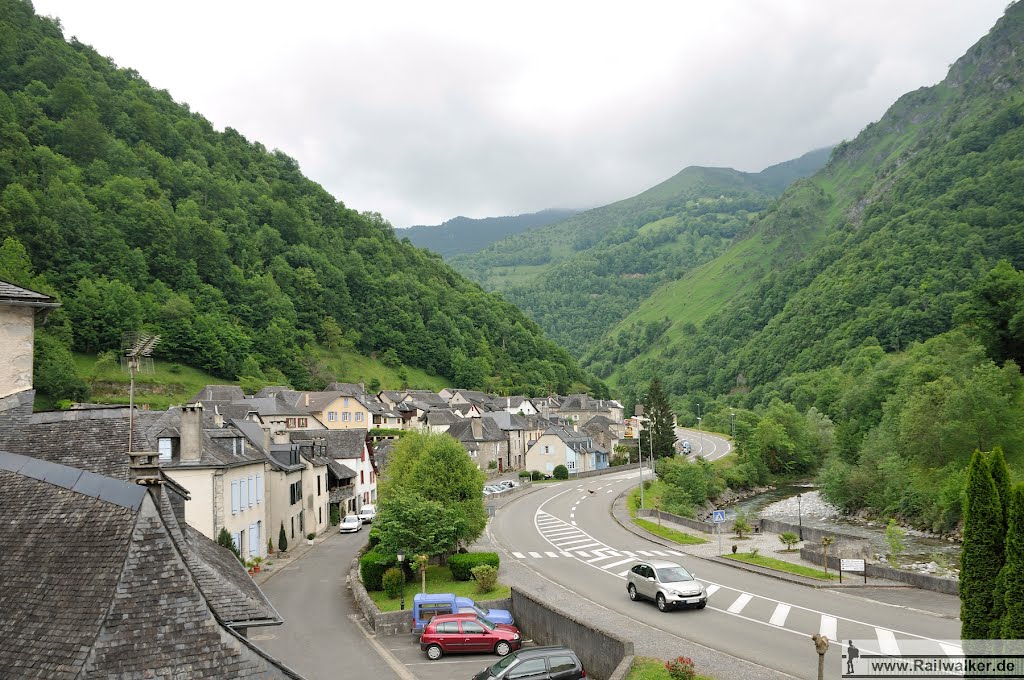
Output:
845,640,859,675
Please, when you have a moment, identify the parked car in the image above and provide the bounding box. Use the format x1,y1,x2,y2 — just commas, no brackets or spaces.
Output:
627,560,707,612
498,480,516,490
419,613,522,660
681,440,692,454
412,592,513,631
472,646,586,680
356,504,376,524
338,515,362,533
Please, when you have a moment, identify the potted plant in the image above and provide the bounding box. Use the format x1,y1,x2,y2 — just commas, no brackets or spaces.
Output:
251,556,263,574
306,532,316,546
245,559,255,576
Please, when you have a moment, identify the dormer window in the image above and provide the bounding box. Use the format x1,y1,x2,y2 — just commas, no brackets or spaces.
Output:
231,438,245,455
158,437,177,461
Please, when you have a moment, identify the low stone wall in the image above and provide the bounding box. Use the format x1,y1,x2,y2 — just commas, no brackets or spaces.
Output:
799,547,959,595
577,462,640,479
511,586,633,680
638,508,718,534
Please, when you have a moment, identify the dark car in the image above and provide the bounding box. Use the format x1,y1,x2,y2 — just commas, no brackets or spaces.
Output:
472,646,586,680
419,612,522,660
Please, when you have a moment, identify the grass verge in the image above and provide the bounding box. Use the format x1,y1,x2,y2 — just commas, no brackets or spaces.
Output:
367,564,512,612
632,518,708,545
626,656,716,680
723,553,837,581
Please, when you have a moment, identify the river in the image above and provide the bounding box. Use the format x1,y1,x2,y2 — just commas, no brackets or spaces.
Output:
727,484,961,577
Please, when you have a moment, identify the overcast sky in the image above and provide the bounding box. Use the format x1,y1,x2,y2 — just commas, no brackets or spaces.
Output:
31,1,1009,227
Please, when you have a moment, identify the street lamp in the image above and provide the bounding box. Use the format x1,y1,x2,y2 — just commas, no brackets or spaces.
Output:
730,412,736,440
697,416,702,456
635,404,645,510
397,551,406,610
797,494,803,541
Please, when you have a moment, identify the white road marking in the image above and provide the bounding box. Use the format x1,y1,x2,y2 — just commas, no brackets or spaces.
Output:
705,585,720,597
528,551,542,558
728,593,753,614
545,551,559,558
607,489,614,493
620,550,636,557
574,551,590,557
603,558,637,570
820,616,838,642
769,604,790,627
649,550,668,556
570,542,602,550
618,570,630,576
512,552,525,558
553,538,592,547
665,550,684,556
559,551,572,557
940,643,963,656
587,554,614,564
637,550,654,556
876,629,900,656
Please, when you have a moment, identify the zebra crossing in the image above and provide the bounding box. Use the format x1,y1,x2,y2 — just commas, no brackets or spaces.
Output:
522,510,961,658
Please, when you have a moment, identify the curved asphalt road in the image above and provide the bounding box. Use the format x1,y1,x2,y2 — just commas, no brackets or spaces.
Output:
490,472,960,680
675,427,731,461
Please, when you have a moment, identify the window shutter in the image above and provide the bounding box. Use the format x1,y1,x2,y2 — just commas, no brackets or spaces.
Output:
248,475,255,507
256,474,264,504
249,523,257,555
232,531,240,553
240,477,248,509
231,480,240,514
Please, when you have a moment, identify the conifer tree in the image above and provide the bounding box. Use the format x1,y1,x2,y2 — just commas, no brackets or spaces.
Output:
999,485,1024,639
278,521,288,553
986,447,1011,633
646,377,677,459
961,450,1004,639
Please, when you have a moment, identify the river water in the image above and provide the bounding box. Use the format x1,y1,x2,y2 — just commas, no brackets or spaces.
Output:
727,484,962,577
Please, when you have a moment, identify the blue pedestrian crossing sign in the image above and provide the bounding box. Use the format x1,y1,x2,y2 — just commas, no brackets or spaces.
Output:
712,510,726,523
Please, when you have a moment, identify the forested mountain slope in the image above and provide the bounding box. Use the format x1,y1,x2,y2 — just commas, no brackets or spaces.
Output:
0,0,603,403
451,148,830,355
600,0,1024,408
401,209,579,258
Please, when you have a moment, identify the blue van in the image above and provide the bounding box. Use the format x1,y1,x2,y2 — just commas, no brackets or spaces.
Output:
412,593,514,631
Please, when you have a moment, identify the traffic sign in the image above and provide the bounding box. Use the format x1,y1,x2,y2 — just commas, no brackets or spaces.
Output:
712,510,726,523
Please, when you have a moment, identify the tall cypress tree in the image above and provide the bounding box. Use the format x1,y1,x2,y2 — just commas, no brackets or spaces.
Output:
961,450,1005,639
1000,485,1024,639
986,447,1011,634
646,377,677,459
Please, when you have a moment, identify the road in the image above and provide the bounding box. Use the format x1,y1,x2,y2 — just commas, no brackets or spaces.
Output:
252,530,404,680
675,426,731,461
489,471,961,680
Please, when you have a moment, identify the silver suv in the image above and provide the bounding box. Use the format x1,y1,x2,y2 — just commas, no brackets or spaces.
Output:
627,560,707,612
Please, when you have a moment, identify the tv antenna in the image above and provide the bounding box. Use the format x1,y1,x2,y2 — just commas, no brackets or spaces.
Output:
124,332,160,452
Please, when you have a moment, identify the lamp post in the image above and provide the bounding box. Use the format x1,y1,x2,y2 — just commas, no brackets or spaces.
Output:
797,494,803,541
635,405,645,510
730,411,736,440
697,416,702,456
397,551,406,610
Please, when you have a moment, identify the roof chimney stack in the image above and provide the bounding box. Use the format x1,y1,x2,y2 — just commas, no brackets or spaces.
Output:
180,403,203,462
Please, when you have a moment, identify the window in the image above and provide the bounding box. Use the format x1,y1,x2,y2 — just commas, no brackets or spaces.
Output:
248,523,256,556
343,397,349,407
508,659,546,679
436,621,459,634
299,509,304,532
298,417,308,428
256,474,264,504
360,470,364,485
370,470,375,484
286,418,296,428
232,438,245,455
328,411,337,422
544,446,550,455
461,621,485,635
290,516,295,538
342,412,350,422
317,476,321,496
240,477,248,508
318,507,322,524
549,656,577,673
355,412,363,422
248,475,255,507
231,531,240,553
158,437,174,461
231,480,240,514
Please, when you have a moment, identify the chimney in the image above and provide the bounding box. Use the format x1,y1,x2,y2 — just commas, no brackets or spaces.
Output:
128,450,163,487
180,403,203,462
471,418,482,440
262,425,272,455
305,393,310,407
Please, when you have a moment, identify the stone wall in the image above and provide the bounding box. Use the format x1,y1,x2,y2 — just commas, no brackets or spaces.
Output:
511,587,633,680
799,547,959,595
0,305,34,400
638,508,717,534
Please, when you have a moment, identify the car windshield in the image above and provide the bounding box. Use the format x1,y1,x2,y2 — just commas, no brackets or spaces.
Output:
475,615,496,629
488,652,518,674
656,566,693,583
343,516,358,522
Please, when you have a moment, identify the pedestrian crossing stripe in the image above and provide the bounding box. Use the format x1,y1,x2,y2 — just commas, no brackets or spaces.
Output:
769,603,790,626
727,593,752,614
512,552,525,558
528,551,542,558
876,629,899,656
704,584,720,597
820,615,838,642
545,551,559,558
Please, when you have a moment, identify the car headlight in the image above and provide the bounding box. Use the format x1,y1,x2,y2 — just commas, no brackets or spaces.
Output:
513,634,520,640
667,589,681,597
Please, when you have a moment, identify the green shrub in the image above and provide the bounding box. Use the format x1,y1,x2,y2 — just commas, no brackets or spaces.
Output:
449,552,500,581
330,506,341,526
367,526,381,550
360,550,396,591
518,470,533,480
643,479,652,490
471,564,498,594
553,464,568,480
382,566,406,598
487,459,498,469
531,470,543,481
278,521,288,553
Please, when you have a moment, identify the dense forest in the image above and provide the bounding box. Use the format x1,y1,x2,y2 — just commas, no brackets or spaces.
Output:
449,150,829,355
402,209,579,258
0,0,605,403
607,2,1024,531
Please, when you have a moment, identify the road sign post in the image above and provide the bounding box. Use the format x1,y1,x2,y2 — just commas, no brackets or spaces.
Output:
712,509,726,555
840,558,866,584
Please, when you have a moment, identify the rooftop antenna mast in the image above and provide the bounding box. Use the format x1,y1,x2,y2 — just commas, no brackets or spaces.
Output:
124,332,160,452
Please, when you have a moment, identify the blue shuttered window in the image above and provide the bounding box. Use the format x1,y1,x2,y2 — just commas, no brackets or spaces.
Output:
231,480,240,514
256,474,264,504
248,475,255,507
240,477,248,509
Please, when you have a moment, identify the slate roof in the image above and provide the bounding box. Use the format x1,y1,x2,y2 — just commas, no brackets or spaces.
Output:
327,460,357,479
191,384,247,404
483,411,527,431
0,451,301,679
446,418,505,443
373,440,394,473
324,382,365,396
290,428,367,460
403,390,449,408
0,280,60,307
148,407,269,470
451,389,495,409
421,409,460,427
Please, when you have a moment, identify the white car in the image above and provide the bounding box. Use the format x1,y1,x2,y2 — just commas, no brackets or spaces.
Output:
339,515,362,533
357,504,377,524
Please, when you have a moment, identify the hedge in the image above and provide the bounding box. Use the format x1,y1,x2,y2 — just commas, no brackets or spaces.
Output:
360,549,396,591
449,551,500,581
554,464,568,480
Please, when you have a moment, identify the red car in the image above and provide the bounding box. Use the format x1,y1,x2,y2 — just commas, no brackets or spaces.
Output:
419,612,523,660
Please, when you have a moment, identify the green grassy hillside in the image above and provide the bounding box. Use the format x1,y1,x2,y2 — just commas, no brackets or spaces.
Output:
402,209,579,257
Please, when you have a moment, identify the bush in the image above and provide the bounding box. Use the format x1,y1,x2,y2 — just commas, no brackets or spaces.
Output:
449,552,500,581
360,550,396,591
531,470,543,481
382,566,406,599
518,470,533,480
665,656,696,680
643,479,652,490
471,564,498,594
330,506,341,526
307,532,316,541
278,522,288,553
553,464,569,480
367,526,381,550
487,460,498,469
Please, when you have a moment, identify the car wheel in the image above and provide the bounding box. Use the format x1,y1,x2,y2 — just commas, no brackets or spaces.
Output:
495,641,512,657
426,644,443,661
656,593,668,612
627,584,638,601
697,601,707,609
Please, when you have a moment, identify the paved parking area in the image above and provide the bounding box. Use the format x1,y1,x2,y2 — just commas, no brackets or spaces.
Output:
383,632,511,680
